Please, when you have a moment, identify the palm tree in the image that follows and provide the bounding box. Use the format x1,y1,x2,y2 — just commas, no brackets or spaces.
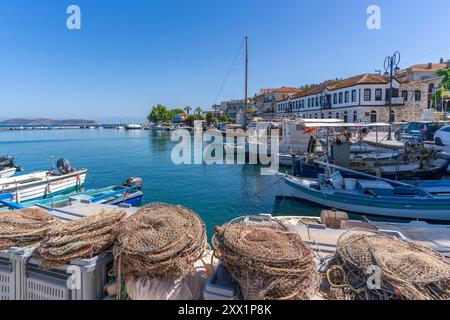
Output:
195,107,203,115
184,106,192,115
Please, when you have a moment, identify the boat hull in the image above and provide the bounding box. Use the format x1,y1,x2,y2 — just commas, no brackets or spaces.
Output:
0,170,87,203
0,168,16,179
273,175,450,221
293,159,450,180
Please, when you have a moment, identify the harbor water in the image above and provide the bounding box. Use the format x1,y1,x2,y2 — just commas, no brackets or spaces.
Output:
0,129,324,236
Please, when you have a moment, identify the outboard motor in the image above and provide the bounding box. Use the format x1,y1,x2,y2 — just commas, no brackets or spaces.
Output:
56,158,75,175
124,177,143,190
0,156,14,169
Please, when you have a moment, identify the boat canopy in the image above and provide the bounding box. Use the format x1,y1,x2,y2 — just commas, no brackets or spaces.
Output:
303,122,390,128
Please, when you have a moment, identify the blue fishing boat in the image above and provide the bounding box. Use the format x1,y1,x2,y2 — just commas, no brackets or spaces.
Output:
0,177,143,210
292,157,450,180
272,163,450,222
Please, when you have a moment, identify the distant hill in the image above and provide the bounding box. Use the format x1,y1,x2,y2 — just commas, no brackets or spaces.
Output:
0,118,97,125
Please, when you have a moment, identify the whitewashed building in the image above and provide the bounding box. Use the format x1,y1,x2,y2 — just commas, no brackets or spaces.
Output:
276,73,426,123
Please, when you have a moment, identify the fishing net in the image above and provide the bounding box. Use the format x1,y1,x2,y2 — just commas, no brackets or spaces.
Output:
212,218,320,300
113,203,207,281
37,209,127,266
0,207,60,250
323,230,450,300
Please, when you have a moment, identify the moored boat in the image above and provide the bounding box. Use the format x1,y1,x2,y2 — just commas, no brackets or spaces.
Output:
291,156,450,180
0,177,143,211
125,124,143,130
272,168,450,221
0,156,23,178
0,158,87,204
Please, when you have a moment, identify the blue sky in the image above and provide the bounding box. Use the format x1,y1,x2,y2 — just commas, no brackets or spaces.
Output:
0,0,449,122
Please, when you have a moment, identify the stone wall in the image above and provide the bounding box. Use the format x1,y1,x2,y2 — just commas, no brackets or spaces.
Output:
397,82,428,122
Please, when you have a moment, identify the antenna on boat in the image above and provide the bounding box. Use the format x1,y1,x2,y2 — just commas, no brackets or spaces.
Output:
50,156,55,172
243,35,248,129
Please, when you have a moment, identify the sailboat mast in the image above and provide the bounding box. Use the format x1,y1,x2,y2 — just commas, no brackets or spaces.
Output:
243,35,248,128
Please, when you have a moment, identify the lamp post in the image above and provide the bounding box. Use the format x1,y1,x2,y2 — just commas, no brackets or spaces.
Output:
383,51,401,141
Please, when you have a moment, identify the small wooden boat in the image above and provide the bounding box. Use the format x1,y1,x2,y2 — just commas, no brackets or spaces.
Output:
0,156,23,178
0,177,143,211
0,158,87,204
272,164,450,221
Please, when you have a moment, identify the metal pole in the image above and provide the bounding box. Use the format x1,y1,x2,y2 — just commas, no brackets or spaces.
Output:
384,51,400,141
387,57,393,140
243,35,248,128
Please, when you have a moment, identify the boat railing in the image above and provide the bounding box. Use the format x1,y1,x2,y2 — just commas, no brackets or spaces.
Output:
0,184,142,211
89,184,141,203
0,193,24,209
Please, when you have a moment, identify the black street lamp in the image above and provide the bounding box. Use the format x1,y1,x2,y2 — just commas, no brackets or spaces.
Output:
384,51,401,141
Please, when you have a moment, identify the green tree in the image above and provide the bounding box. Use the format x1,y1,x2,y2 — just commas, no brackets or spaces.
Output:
437,68,450,90
205,112,217,126
185,114,204,127
195,107,203,115
171,109,184,116
148,105,185,123
218,113,236,123
219,113,229,122
148,104,170,123
184,106,192,115
432,68,450,108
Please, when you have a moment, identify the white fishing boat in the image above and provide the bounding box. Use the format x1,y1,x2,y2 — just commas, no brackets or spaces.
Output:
0,167,18,179
125,124,143,130
0,158,87,204
0,156,23,178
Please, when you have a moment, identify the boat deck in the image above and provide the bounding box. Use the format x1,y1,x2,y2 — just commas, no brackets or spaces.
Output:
48,202,139,222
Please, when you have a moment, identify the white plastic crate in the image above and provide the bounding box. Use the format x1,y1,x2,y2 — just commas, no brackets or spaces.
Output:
203,263,240,300
20,253,113,300
0,252,16,300
0,248,33,300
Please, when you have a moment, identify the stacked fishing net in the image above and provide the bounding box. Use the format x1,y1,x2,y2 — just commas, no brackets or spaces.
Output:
37,209,127,266
113,203,207,280
212,218,319,300
0,208,60,250
323,230,450,300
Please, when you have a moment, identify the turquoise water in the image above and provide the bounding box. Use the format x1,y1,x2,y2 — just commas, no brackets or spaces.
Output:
0,129,323,236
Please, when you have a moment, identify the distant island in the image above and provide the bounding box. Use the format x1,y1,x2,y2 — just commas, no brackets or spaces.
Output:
0,118,97,125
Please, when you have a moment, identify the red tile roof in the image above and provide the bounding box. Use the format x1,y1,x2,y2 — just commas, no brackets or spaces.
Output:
284,73,392,100
271,87,300,93
256,87,300,97
402,63,448,72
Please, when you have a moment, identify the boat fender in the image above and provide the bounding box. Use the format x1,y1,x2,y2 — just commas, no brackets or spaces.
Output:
320,210,349,229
